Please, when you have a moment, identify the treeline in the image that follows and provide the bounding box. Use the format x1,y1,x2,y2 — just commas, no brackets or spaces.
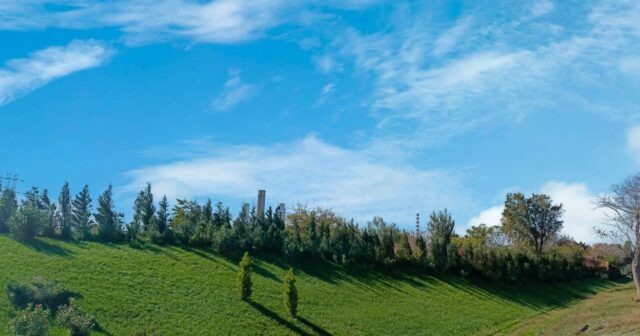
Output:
0,182,594,282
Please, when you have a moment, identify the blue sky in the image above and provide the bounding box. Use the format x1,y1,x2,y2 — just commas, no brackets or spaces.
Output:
1,0,640,242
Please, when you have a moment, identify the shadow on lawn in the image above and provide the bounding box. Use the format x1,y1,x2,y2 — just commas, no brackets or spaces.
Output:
248,301,313,336
20,237,73,257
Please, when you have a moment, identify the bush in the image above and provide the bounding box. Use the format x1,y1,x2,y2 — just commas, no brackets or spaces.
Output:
6,277,70,310
10,303,49,336
56,298,95,336
237,252,253,300
8,204,45,241
283,268,298,318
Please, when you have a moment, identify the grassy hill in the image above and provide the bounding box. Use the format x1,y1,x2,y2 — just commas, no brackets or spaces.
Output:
0,235,620,335
505,280,639,335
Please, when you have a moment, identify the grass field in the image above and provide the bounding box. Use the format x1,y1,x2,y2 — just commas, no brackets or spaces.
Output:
504,279,639,335
0,235,621,335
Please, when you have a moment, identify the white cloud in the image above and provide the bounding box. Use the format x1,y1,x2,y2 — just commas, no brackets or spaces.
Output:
123,135,473,226
331,0,640,148
432,16,473,57
467,206,503,228
467,181,610,244
210,70,256,112
0,40,114,107
530,0,555,18
626,126,640,160
541,181,609,244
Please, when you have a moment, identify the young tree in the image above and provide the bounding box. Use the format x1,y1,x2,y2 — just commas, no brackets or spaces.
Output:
428,209,455,270
0,188,18,233
95,185,120,242
596,174,640,299
397,232,412,263
9,203,45,240
237,252,253,301
414,234,428,261
501,193,563,257
155,195,169,236
71,185,93,239
133,183,155,236
40,189,58,238
283,268,298,318
58,182,73,239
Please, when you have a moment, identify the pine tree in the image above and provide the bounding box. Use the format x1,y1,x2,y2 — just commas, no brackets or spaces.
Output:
283,267,298,318
237,252,253,301
415,234,427,261
72,185,93,239
155,195,169,235
58,182,72,239
0,188,18,233
133,183,155,237
397,232,412,263
95,185,120,242
40,189,58,238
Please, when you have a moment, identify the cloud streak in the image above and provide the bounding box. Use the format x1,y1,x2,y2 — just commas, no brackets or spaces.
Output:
0,39,114,107
124,135,473,226
211,70,257,112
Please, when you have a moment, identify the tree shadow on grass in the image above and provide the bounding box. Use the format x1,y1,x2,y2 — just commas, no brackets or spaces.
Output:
21,237,72,257
247,301,313,336
297,316,333,336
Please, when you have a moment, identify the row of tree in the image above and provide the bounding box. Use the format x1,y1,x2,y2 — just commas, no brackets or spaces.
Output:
0,180,591,283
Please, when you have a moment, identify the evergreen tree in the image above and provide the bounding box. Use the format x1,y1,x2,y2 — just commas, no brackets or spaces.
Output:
415,234,428,261
40,189,58,238
283,268,298,318
237,252,253,301
233,204,252,250
428,209,455,270
0,188,18,233
9,203,45,240
133,183,155,236
71,185,93,239
397,232,412,263
95,185,120,242
58,182,72,239
155,195,169,235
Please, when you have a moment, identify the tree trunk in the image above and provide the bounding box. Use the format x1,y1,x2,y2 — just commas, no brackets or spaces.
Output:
634,251,640,301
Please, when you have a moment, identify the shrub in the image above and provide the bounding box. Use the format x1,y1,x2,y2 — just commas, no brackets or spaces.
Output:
10,303,49,336
8,204,45,241
56,298,95,336
237,252,253,300
283,268,298,318
6,277,70,310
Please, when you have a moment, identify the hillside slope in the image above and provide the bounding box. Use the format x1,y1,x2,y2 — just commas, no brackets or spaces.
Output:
0,235,617,335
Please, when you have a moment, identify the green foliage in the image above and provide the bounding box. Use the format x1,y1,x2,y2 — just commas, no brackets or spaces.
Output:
0,235,617,335
10,304,49,336
58,182,72,239
6,277,70,310
133,183,155,239
237,252,253,301
9,204,45,241
0,188,18,233
283,268,298,318
428,209,455,270
396,232,412,264
71,185,92,240
95,185,123,242
56,298,95,336
414,234,428,262
502,193,564,257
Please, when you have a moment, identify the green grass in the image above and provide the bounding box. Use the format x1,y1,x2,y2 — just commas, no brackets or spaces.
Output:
504,279,640,335
0,235,619,335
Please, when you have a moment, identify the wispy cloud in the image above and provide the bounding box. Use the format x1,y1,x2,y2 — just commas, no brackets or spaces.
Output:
210,70,257,112
0,39,114,107
327,0,640,148
123,135,474,226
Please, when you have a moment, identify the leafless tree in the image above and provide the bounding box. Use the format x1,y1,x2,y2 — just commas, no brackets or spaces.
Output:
596,173,640,300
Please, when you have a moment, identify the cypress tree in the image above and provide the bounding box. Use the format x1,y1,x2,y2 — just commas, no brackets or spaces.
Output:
283,267,298,318
72,185,93,239
58,182,72,239
155,195,169,235
237,252,253,301
0,188,18,233
95,185,119,242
